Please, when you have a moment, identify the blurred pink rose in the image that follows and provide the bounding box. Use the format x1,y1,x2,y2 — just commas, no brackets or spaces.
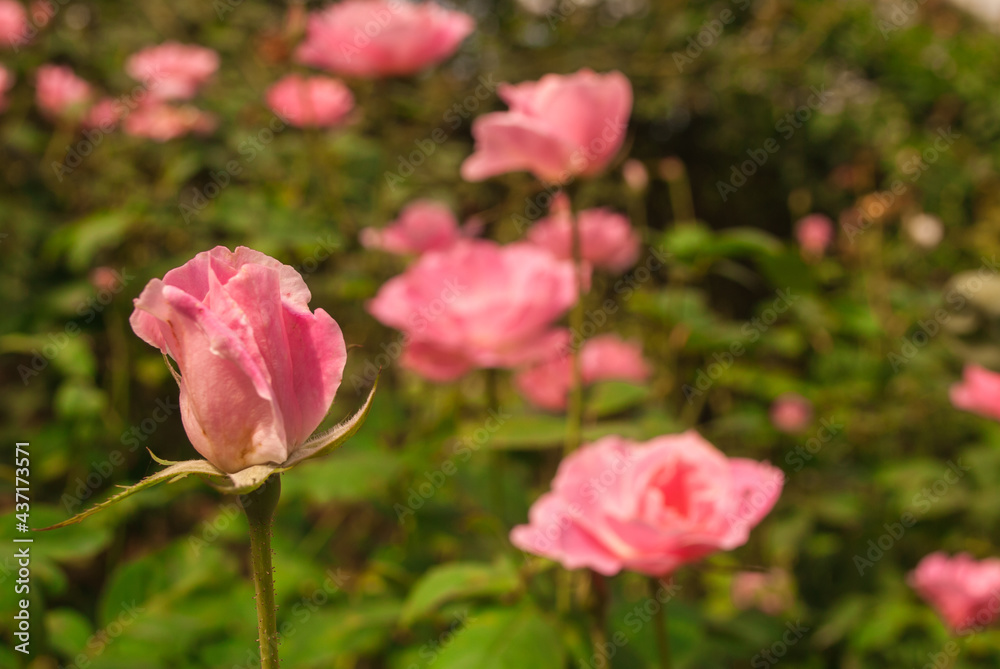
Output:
82,97,120,130
909,552,1000,632
123,102,216,141
265,74,354,128
35,64,92,120
514,334,651,410
622,158,648,191
461,69,633,184
129,246,348,473
794,214,833,257
359,200,474,255
0,0,28,49
527,193,640,272
950,364,1000,421
510,431,784,576
125,42,220,101
0,64,13,111
769,393,813,433
29,0,51,28
731,568,794,615
367,239,580,381
295,0,475,78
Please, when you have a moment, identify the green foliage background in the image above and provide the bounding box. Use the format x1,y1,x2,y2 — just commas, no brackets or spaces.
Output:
3,0,1000,666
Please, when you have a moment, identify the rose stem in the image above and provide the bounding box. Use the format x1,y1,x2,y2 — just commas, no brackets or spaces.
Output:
242,474,282,669
650,576,672,669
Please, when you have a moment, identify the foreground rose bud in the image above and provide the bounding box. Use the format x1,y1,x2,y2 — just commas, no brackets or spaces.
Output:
526,194,640,272
514,334,650,410
265,74,354,128
0,64,12,112
359,200,473,255
950,364,1000,421
295,0,475,78
367,239,579,381
126,42,220,101
461,69,633,184
123,102,216,141
0,0,28,49
510,431,783,576
769,392,813,433
909,552,1000,632
129,246,347,473
794,213,833,258
35,64,92,120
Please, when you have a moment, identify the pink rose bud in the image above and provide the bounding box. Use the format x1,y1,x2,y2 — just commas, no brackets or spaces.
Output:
950,364,1000,421
0,0,28,49
510,431,784,576
125,42,220,101
515,334,651,410
794,214,833,257
129,246,348,473
295,0,474,78
265,74,354,128
908,552,1000,632
359,200,471,255
123,102,216,142
35,64,92,120
622,158,649,192
0,64,13,111
769,393,813,433
461,69,633,184
526,193,640,273
731,568,794,615
89,266,120,292
367,239,581,381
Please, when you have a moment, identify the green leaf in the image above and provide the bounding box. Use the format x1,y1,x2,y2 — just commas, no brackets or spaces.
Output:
586,381,650,417
401,559,520,627
45,608,94,658
430,606,565,669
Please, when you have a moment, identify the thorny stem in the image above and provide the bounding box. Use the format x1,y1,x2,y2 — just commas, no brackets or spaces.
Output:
242,474,281,669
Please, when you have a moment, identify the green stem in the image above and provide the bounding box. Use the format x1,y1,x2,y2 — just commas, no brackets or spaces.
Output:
565,193,585,457
242,474,282,669
590,572,610,666
650,577,672,669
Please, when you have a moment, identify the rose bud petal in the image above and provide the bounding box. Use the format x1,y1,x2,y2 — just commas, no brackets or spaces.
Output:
909,552,1000,633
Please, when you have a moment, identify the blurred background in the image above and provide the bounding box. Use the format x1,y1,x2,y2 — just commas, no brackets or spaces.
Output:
4,0,1000,666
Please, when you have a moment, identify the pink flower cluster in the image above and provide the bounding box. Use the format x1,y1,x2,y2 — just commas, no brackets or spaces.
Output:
909,553,1000,632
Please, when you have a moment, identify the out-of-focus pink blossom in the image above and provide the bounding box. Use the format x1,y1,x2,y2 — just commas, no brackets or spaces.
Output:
125,42,220,101
123,102,216,141
295,0,474,78
794,214,834,257
769,393,813,433
265,74,354,128
35,64,92,120
527,193,640,272
731,568,794,615
461,69,632,184
510,431,784,576
909,552,1000,632
950,364,1000,421
0,64,13,111
359,200,474,255
0,0,28,49
28,0,51,28
622,158,648,191
514,334,651,410
130,246,348,473
82,97,121,130
367,239,580,381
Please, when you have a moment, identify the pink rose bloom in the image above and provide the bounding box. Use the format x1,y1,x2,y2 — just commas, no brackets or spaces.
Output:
527,194,640,272
36,65,92,120
82,97,121,130
515,334,651,410
123,102,216,142
461,69,633,184
295,0,475,78
950,364,1000,421
0,64,13,111
769,393,813,433
908,553,1000,632
510,431,784,576
794,214,833,257
125,42,220,101
0,0,28,49
265,74,354,128
367,239,580,381
129,246,347,473
731,568,794,615
359,200,474,255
